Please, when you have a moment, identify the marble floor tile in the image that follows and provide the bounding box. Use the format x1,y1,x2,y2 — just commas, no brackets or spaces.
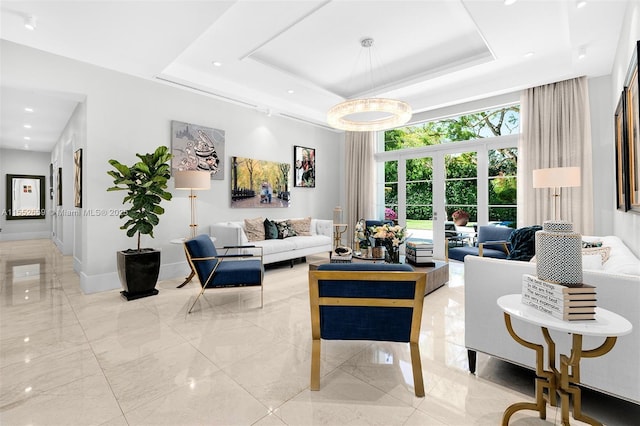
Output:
101,342,220,413
123,370,269,425
0,322,88,369
0,373,122,426
1,240,638,425
0,344,103,407
276,369,416,426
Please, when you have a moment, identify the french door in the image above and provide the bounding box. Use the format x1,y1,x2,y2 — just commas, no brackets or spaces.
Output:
377,135,517,260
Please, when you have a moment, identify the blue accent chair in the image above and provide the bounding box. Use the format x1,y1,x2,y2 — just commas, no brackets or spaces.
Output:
446,225,514,262
183,234,264,313
308,263,427,396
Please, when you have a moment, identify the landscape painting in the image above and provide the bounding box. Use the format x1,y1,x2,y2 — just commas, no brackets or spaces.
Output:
231,156,290,208
171,121,225,180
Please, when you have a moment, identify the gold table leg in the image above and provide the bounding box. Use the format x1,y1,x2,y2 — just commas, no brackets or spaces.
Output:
501,313,555,425
501,312,618,426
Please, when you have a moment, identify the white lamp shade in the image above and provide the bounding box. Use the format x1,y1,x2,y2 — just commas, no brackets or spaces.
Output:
532,167,581,188
174,170,211,190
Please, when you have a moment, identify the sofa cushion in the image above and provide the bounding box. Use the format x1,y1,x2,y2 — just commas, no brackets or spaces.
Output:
289,217,311,236
506,225,542,261
244,217,265,242
263,218,278,240
287,235,331,250
251,238,297,256
449,246,508,262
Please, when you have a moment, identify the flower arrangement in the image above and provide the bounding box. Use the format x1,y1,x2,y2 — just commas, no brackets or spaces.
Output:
354,219,370,249
384,207,398,221
369,223,407,263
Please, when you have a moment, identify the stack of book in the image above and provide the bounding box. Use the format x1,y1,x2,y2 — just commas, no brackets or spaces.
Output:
521,274,597,321
330,253,352,263
405,240,435,266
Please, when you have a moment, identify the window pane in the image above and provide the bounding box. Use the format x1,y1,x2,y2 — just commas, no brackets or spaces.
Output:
385,105,520,152
489,207,517,225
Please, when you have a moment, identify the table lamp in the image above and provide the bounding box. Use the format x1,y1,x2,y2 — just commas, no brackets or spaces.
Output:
532,167,581,221
174,170,211,238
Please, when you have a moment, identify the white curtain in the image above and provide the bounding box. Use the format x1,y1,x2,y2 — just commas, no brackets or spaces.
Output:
518,76,593,234
345,131,376,240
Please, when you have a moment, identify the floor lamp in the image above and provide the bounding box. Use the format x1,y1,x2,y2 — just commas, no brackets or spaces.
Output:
532,167,581,221
174,170,211,238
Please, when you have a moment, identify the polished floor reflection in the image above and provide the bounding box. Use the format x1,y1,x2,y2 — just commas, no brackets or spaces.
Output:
1,239,638,425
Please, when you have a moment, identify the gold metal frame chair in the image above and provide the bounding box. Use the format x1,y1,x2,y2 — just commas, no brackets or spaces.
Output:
308,266,427,397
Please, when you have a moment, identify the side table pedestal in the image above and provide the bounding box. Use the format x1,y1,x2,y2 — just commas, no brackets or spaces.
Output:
497,294,632,426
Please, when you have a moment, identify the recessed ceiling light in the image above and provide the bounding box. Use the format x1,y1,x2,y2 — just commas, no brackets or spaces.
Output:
24,15,37,30
24,124,32,129
504,0,517,5
577,1,587,9
524,51,535,58
212,61,222,67
287,89,295,94
24,136,31,140
24,107,33,112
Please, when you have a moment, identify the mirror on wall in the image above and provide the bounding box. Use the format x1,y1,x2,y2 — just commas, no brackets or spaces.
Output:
5,174,46,220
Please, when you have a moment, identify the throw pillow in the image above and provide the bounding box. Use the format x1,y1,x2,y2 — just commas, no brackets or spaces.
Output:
244,217,265,242
582,254,604,270
582,240,603,248
582,246,611,264
275,220,298,239
506,225,542,261
263,218,278,240
289,217,311,236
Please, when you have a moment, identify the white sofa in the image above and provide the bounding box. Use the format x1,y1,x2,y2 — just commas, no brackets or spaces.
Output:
465,236,640,404
210,218,333,265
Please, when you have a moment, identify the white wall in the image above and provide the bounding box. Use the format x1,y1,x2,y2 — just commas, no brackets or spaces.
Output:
609,0,640,257
0,148,51,240
1,40,342,293
588,75,615,237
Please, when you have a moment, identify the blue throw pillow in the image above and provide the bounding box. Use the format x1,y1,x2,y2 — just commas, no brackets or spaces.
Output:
506,225,542,261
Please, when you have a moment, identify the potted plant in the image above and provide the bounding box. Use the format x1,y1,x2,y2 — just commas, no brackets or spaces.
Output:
452,209,470,226
107,146,173,300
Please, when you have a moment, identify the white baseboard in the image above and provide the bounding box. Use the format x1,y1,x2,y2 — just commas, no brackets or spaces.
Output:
79,261,190,294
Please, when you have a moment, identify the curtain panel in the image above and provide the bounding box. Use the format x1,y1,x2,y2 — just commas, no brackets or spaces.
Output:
518,76,594,234
345,131,376,242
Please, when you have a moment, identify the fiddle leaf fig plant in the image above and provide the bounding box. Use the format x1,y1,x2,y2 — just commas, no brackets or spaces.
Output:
107,146,173,251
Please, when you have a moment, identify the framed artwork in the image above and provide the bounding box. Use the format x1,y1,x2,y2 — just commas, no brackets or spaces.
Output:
171,120,225,180
57,168,63,207
615,90,630,211
625,40,640,213
74,148,82,208
293,145,315,187
230,156,290,208
49,163,54,200
5,174,45,220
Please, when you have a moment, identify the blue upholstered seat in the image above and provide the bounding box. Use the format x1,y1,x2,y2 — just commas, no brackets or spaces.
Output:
183,234,263,313
309,262,426,396
447,225,514,262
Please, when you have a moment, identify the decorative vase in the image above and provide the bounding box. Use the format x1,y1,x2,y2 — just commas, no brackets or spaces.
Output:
385,248,401,264
372,246,383,259
535,221,582,286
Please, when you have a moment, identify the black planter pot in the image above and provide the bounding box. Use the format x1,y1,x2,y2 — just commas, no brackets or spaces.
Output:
117,249,161,300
